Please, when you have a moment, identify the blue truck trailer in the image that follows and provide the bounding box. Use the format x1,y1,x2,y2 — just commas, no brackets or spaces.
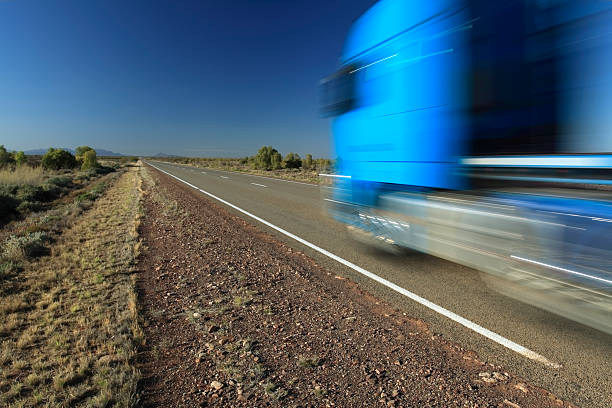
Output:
321,0,612,334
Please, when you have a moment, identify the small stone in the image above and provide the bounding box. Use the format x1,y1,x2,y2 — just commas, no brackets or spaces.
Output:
493,372,506,381
210,381,223,390
193,312,201,319
514,383,528,394
503,399,521,408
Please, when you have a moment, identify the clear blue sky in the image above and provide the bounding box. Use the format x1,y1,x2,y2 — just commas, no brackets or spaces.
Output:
0,0,375,157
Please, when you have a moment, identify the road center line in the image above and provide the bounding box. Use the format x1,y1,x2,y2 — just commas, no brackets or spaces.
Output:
147,162,561,368
251,183,267,188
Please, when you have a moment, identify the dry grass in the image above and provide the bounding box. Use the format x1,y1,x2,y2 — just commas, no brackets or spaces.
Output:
0,165,143,407
0,166,45,186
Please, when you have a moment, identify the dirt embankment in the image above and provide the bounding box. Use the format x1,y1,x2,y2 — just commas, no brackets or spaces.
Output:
136,164,575,408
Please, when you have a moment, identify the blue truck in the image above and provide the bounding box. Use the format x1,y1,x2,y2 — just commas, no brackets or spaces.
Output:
321,0,612,334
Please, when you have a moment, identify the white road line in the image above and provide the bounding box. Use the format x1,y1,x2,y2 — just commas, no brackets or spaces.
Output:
236,172,316,186
220,176,229,179
251,183,267,188
153,161,317,187
147,162,561,368
201,171,207,174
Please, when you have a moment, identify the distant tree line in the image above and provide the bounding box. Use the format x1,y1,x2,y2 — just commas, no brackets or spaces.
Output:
0,145,100,171
242,146,332,172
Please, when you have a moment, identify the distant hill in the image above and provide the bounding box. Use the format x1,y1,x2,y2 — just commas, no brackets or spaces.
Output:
153,153,179,158
23,148,124,156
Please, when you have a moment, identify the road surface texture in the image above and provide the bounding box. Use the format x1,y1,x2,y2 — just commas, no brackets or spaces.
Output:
140,162,611,407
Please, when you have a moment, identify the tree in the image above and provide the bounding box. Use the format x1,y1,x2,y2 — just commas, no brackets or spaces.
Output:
81,149,98,170
303,154,313,170
270,151,282,170
14,151,26,167
283,152,302,169
75,146,94,157
254,146,282,170
75,146,98,170
42,148,77,170
0,145,15,168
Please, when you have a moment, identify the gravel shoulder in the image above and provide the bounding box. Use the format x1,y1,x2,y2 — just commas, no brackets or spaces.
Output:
136,164,576,408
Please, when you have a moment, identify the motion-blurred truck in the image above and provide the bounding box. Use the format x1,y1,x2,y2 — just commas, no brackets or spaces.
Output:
321,0,612,334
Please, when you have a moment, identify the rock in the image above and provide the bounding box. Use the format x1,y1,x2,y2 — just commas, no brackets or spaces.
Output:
210,381,223,390
503,399,521,408
514,383,529,394
193,312,201,319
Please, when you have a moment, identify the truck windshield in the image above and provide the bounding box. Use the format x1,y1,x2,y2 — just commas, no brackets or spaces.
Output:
319,65,357,117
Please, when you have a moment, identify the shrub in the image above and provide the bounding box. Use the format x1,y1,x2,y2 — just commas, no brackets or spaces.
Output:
0,261,19,279
76,147,98,170
254,146,283,170
16,200,43,214
2,232,49,261
303,154,313,170
15,185,45,202
75,146,93,158
14,151,26,166
0,145,14,168
283,152,302,169
47,176,72,187
76,182,107,202
42,148,77,170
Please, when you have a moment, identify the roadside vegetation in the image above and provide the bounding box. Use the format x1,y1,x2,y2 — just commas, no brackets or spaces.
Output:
0,146,144,406
0,146,120,225
149,145,334,184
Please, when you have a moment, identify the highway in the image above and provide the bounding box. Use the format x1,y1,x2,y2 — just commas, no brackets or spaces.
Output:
146,161,612,408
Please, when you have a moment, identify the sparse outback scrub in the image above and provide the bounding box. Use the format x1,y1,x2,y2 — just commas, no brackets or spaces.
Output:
0,165,143,407
152,154,334,184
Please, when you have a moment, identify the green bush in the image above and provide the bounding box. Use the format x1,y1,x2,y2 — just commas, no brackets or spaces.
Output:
16,200,43,214
47,176,72,187
14,151,26,166
303,154,313,170
76,182,107,202
254,146,283,170
0,145,15,169
15,185,45,202
0,184,18,196
283,152,302,169
80,149,98,170
42,148,77,170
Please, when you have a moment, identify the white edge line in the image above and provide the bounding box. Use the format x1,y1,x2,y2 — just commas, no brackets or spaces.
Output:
251,183,267,188
147,162,561,369
319,173,351,179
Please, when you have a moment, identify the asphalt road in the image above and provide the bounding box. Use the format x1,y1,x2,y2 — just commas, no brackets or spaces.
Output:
146,161,612,408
